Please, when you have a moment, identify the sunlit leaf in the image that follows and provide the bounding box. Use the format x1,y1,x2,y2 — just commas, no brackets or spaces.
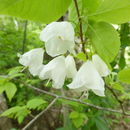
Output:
0,0,71,23
88,22,120,63
118,68,130,84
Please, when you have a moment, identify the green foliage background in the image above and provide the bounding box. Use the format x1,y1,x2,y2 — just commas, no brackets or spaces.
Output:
0,0,130,129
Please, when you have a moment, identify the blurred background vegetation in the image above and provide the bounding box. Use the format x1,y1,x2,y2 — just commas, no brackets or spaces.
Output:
0,15,130,130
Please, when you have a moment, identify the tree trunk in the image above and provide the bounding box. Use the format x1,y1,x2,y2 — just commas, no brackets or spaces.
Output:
0,94,12,130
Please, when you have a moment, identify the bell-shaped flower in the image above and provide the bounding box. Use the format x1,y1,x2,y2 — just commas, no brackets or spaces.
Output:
65,55,77,79
19,48,44,76
92,54,110,77
68,61,105,97
40,22,75,57
39,56,66,89
39,55,77,89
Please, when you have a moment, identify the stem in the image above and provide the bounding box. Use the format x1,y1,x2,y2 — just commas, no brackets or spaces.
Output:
73,0,86,54
22,97,58,130
27,85,130,116
107,86,125,114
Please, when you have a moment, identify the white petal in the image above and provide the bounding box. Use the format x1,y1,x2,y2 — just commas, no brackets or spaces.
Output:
40,22,75,42
29,64,44,76
19,48,44,67
92,88,105,97
92,54,110,77
65,55,77,79
39,56,66,89
45,37,75,57
68,61,105,96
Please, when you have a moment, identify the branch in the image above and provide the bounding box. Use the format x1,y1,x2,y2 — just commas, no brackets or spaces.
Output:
21,97,58,130
27,85,130,116
106,86,126,115
73,0,86,54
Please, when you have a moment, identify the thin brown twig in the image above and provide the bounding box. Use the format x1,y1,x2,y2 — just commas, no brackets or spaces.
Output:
73,0,86,54
106,86,126,115
21,97,58,130
27,85,130,116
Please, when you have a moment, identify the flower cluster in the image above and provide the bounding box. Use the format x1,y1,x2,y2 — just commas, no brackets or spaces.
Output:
19,21,110,97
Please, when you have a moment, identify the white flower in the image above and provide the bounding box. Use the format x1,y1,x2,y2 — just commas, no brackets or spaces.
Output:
92,54,110,77
39,56,66,89
68,61,105,97
39,55,77,89
19,48,44,76
40,22,75,57
28,64,44,76
65,55,77,79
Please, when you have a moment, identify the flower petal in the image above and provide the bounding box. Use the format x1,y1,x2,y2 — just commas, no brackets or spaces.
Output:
29,65,44,76
45,37,75,57
19,48,44,67
68,61,105,96
29,64,44,76
65,55,77,79
92,54,110,77
39,56,66,89
40,22,75,42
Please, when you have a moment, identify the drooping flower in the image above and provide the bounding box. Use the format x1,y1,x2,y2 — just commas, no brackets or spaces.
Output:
68,61,105,96
39,56,66,89
19,48,44,76
40,22,75,57
68,54,110,96
92,54,110,77
65,55,77,79
39,55,77,89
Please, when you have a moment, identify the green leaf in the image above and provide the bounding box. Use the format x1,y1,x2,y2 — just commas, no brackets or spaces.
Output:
118,68,130,84
58,99,84,111
4,82,17,101
120,23,130,47
56,118,75,130
85,0,130,24
8,66,24,79
0,0,71,23
27,98,47,110
1,106,30,124
16,107,30,124
121,92,130,100
0,77,6,94
68,0,88,33
70,111,87,128
95,117,109,130
111,82,124,93
88,22,120,63
72,118,84,128
69,111,79,119
8,66,23,75
1,106,21,117
83,0,102,15
75,52,87,61
69,0,83,22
